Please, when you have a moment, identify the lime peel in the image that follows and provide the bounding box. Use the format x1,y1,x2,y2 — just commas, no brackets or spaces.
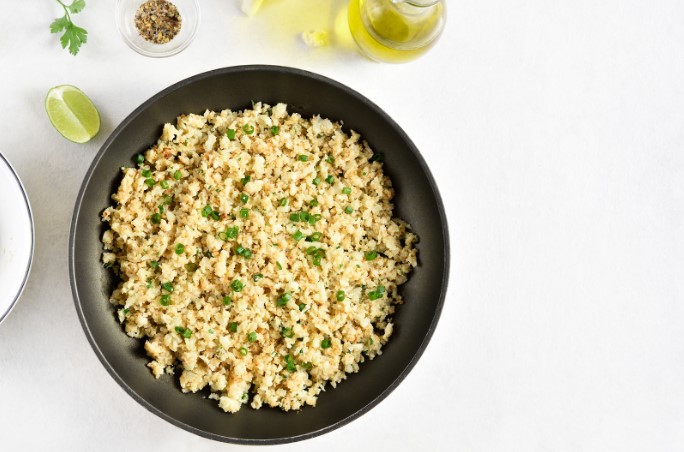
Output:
45,85,100,144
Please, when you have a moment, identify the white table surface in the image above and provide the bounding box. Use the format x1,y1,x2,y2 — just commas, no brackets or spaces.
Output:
2,0,684,450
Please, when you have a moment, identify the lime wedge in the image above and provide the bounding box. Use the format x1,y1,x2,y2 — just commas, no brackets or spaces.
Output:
45,85,100,144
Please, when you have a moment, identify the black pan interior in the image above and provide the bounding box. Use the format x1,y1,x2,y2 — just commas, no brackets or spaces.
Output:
70,65,449,444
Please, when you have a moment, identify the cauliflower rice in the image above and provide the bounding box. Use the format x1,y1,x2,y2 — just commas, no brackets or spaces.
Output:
102,102,417,412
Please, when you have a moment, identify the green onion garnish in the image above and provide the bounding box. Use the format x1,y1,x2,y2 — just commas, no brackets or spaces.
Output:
289,213,301,222
209,211,220,221
239,347,248,356
142,169,152,177
243,124,255,135
277,292,292,307
325,155,334,164
173,170,182,180
298,303,306,311
365,250,378,261
278,197,288,206
174,243,185,255
336,290,345,302
370,153,384,163
321,338,331,349
247,331,257,342
231,279,244,292
253,273,264,282
307,232,322,242
271,126,280,135
239,193,249,204
135,153,145,164
240,208,249,219
312,177,321,186
310,199,319,207
201,205,213,218
276,261,283,270
160,294,170,306
160,180,169,189
297,154,309,162
229,322,238,332
223,295,232,306
344,206,354,214
312,255,322,267
161,282,173,292
161,195,173,205
342,187,351,195
149,261,159,269
292,230,304,241
282,327,294,338
241,175,251,185
226,128,236,140
144,178,155,187
325,175,334,184
151,213,162,224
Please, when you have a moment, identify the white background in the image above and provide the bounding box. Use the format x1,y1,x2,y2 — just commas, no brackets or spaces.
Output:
1,0,683,450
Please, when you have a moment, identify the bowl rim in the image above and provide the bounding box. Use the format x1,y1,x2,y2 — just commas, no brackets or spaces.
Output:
0,151,35,326
69,65,450,444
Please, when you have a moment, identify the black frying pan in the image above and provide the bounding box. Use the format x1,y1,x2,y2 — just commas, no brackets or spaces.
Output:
69,65,449,444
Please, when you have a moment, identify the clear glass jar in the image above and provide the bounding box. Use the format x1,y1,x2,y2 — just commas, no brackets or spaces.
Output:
348,0,446,63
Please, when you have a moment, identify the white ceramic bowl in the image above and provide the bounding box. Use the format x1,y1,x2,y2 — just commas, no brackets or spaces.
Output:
0,152,34,325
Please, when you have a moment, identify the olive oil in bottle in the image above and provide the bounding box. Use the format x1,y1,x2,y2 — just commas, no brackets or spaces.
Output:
348,0,445,63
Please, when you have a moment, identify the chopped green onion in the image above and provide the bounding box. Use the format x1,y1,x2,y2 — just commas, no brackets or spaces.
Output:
161,282,173,292
208,328,215,334
289,213,301,222
365,250,378,261
278,197,288,206
225,227,239,239
229,322,238,332
226,128,236,140
284,354,296,372
146,279,153,289
302,361,313,370
300,212,311,222
175,326,192,339
240,208,249,219
160,180,169,189
235,245,246,255
242,249,252,258
282,327,294,338
342,187,352,195
312,177,321,186
151,213,162,224
239,193,249,204
307,232,322,242
336,290,345,302
253,273,264,282
292,230,304,241
201,205,213,218
344,206,354,214
309,199,319,207
370,153,384,163
241,175,251,185
217,231,228,241
160,294,170,306
209,210,220,221
297,154,309,162
277,292,292,307
306,246,317,255
298,303,306,311
142,169,152,177
135,153,145,164
185,262,198,272
247,331,257,342
231,279,244,292
321,338,331,349
239,347,248,356
312,255,322,267
308,214,322,225
243,124,255,135
271,126,280,135
325,155,334,164
223,295,232,306
173,170,183,180
161,195,173,205
174,243,185,255
276,261,283,270
149,261,159,269
325,175,334,184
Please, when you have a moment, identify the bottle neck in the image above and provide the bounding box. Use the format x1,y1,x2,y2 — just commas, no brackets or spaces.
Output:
393,0,441,7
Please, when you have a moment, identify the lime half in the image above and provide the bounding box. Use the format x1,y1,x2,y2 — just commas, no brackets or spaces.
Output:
45,85,100,144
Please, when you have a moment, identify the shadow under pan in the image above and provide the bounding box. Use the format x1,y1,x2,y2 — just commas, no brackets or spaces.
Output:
69,65,449,444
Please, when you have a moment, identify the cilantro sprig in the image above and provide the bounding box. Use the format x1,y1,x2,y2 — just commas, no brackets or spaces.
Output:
50,0,88,56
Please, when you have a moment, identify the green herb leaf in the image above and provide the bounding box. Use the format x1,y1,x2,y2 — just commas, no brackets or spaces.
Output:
67,0,86,14
50,16,70,34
